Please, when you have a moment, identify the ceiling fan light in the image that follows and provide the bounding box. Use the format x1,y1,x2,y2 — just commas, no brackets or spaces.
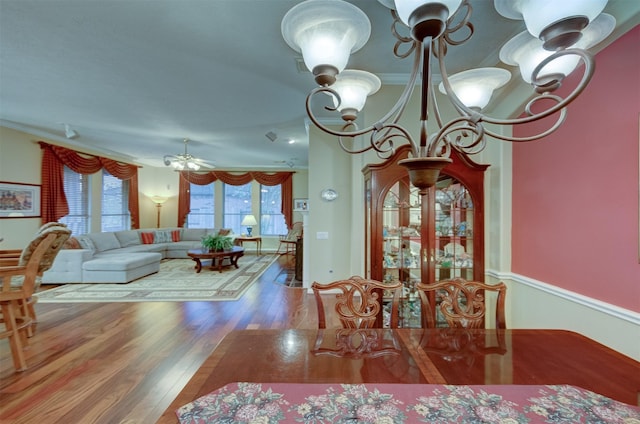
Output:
281,0,370,85
329,69,381,119
187,161,200,171
438,67,511,110
494,0,608,49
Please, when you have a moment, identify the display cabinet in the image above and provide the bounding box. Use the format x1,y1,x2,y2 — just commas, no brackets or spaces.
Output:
363,145,488,327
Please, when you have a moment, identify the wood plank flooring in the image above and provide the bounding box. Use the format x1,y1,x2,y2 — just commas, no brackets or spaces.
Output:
0,256,318,423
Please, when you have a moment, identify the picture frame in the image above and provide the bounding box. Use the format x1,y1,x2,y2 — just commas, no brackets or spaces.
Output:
293,198,309,212
0,181,42,218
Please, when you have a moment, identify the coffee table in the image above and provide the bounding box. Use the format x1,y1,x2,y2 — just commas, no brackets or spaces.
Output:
187,246,244,273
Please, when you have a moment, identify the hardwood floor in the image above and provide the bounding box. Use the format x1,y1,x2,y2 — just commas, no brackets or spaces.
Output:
0,256,318,423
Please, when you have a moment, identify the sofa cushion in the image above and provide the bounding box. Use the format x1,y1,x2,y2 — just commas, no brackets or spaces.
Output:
182,228,207,241
76,235,97,254
115,230,141,247
88,232,121,252
140,232,155,244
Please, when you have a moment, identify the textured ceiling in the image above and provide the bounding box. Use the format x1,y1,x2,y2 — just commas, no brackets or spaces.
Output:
1,0,637,170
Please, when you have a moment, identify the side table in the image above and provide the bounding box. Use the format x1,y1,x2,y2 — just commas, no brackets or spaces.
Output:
234,236,262,255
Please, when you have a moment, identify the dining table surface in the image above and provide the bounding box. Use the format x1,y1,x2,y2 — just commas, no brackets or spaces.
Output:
158,328,640,422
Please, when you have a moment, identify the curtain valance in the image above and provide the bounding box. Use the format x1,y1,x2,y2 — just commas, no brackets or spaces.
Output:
177,171,294,229
39,142,140,228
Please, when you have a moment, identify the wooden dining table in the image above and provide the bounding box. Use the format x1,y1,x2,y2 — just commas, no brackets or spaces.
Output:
158,328,640,422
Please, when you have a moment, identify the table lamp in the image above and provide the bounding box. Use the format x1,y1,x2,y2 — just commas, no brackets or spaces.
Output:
241,215,258,236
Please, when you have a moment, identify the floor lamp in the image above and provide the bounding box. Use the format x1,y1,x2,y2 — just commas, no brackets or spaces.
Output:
151,196,168,228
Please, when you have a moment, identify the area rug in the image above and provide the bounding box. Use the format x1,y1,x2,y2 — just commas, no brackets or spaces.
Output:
37,255,277,303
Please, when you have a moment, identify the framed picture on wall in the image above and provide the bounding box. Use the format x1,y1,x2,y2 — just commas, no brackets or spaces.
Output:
293,198,309,212
0,181,41,218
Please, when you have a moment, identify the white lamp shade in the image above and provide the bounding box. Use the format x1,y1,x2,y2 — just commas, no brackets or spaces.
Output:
494,0,608,39
394,0,463,27
329,69,381,112
241,215,258,226
500,14,615,84
438,67,511,110
151,196,168,204
281,0,370,74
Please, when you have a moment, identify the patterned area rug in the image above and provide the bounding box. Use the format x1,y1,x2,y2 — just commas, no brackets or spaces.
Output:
37,255,277,303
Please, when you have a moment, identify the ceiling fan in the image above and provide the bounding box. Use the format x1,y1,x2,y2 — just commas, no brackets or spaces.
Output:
163,138,214,171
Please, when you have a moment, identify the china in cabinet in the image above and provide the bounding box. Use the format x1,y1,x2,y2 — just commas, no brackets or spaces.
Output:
363,145,488,327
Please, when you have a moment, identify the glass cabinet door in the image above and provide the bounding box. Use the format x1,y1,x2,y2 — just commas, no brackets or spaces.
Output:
435,176,475,282
381,179,422,328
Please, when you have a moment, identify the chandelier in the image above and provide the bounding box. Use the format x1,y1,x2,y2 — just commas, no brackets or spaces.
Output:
281,0,614,193
163,138,204,171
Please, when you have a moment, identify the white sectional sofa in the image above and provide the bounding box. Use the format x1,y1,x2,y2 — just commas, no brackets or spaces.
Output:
42,228,233,284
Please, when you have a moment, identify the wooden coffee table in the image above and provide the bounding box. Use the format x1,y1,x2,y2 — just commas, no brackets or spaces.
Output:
187,246,244,273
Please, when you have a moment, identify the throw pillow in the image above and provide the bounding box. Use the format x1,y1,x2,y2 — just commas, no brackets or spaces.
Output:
140,232,155,244
63,237,81,250
218,228,232,236
154,230,172,243
171,229,181,242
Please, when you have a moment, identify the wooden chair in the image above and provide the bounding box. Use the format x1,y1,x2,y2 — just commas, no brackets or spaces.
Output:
312,276,402,329
416,278,507,329
1,232,60,371
276,221,303,256
1,224,71,330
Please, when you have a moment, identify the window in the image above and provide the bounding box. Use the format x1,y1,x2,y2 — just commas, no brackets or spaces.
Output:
260,184,286,236
223,183,251,234
101,170,130,232
59,166,90,235
187,183,215,228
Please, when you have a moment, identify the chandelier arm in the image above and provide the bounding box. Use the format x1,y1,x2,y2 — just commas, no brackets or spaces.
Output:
483,107,568,143
428,116,486,156
479,49,594,127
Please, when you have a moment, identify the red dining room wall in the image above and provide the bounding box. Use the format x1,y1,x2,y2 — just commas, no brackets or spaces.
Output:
511,25,640,312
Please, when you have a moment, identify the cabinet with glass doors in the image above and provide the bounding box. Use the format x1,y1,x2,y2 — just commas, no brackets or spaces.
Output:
363,145,488,328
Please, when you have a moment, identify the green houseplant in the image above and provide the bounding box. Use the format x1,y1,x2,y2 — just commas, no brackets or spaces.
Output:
201,234,234,252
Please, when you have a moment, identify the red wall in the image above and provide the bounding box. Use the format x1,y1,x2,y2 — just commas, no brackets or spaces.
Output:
512,26,640,312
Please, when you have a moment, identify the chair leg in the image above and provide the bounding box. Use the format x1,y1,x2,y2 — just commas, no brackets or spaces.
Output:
1,302,28,371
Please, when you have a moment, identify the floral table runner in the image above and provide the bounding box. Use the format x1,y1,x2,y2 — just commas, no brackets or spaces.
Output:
176,382,640,423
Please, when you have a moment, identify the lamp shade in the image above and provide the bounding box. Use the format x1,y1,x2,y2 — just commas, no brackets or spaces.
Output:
281,0,370,78
438,67,511,110
241,215,258,226
500,13,615,84
329,69,381,118
495,0,607,48
151,196,168,205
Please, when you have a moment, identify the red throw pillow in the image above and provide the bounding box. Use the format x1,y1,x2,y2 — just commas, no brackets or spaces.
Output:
171,229,181,242
140,232,155,244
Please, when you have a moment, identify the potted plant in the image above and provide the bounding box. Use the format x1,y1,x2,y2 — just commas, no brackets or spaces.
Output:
201,234,234,252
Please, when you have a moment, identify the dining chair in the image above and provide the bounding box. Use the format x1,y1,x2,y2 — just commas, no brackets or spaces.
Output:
416,278,507,329
311,276,402,329
0,224,71,331
1,231,60,370
276,221,303,256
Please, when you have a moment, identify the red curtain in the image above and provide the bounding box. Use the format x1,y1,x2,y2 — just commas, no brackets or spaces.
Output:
177,171,294,229
39,142,140,228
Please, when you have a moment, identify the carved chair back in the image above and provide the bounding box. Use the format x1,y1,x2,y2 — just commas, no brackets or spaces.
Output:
416,278,507,329
312,276,402,329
